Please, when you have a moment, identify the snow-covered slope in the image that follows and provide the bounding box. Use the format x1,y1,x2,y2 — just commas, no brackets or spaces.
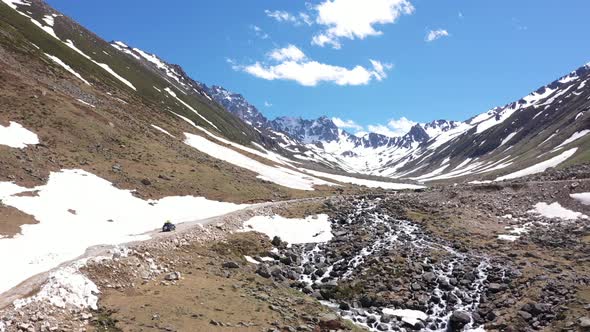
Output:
200,62,590,182
104,24,590,183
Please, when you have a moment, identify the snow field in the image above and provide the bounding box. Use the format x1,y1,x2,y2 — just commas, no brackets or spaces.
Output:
495,148,578,181
240,214,333,245
302,168,425,190
183,132,333,190
0,169,247,295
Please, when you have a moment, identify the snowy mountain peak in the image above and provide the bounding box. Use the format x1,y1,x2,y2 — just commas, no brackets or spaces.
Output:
419,120,461,139
270,116,341,144
205,85,269,128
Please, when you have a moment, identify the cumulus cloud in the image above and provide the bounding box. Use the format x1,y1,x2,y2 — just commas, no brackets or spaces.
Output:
265,10,313,26
312,0,415,49
268,44,306,62
386,117,417,135
332,117,364,132
235,45,392,86
364,117,417,137
425,29,449,42
333,116,417,137
367,124,398,137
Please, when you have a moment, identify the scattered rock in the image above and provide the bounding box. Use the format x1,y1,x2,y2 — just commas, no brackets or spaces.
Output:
222,261,240,269
164,271,181,281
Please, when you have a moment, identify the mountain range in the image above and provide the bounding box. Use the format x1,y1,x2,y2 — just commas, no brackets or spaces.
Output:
110,39,590,183
1,0,589,192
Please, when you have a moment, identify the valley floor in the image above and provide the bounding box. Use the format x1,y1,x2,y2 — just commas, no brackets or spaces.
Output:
1,175,590,332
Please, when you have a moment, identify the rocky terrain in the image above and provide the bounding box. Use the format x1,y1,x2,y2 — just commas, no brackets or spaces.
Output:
1,169,589,331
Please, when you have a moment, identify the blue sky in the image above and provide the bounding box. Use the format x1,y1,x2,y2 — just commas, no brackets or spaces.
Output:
47,0,590,136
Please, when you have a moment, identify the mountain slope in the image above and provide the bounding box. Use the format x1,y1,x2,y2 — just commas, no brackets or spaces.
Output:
200,61,590,182
0,0,353,209
2,0,588,195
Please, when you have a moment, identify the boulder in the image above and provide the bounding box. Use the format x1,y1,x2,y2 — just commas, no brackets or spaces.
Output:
449,311,471,330
164,272,181,281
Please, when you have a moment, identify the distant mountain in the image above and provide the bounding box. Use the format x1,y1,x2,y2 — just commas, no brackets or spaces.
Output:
105,32,590,183
191,60,590,181
204,85,269,129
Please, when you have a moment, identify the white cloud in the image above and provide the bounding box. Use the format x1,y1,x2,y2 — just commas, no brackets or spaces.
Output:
370,59,393,80
458,12,464,19
312,0,415,48
251,25,269,39
264,101,273,107
332,117,364,131
268,44,306,62
236,45,392,86
265,10,313,26
332,116,416,137
364,117,416,137
425,29,449,42
386,117,416,135
367,124,397,137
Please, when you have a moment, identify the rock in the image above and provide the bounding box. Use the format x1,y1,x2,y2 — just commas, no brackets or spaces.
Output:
280,256,293,265
256,265,271,278
271,236,283,247
164,271,181,281
423,272,437,283
523,302,552,315
579,317,590,329
518,311,532,320
449,311,471,330
222,261,239,269
488,283,506,293
376,324,389,331
319,313,339,322
141,178,151,186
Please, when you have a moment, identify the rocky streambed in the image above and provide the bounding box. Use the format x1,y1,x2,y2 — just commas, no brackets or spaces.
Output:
251,196,575,331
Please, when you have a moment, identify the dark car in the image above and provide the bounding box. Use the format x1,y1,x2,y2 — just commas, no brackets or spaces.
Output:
162,221,176,232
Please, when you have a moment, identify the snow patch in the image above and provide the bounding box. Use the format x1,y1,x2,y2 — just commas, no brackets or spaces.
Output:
63,40,136,91
381,308,427,326
497,234,519,241
183,133,333,191
241,214,333,245
0,169,247,295
570,192,590,205
45,53,91,86
528,202,587,220
76,99,95,108
244,255,260,264
553,130,590,150
499,131,518,147
151,124,175,138
0,121,39,148
301,168,425,190
165,88,218,130
495,148,577,181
